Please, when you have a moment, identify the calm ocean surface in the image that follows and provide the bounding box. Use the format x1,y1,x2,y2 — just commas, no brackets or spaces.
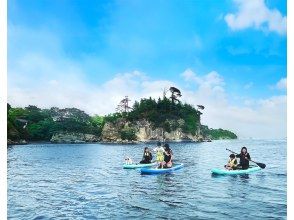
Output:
8,139,286,219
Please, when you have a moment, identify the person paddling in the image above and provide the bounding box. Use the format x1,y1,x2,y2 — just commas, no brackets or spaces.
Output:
236,147,251,170
140,147,153,164
226,148,266,169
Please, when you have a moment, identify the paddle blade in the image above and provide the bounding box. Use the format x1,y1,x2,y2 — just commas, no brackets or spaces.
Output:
256,162,266,169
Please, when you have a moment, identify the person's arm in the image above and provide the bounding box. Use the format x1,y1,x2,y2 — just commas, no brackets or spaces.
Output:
236,154,241,158
246,153,251,160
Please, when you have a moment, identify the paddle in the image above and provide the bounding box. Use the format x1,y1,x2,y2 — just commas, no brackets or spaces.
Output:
226,148,266,169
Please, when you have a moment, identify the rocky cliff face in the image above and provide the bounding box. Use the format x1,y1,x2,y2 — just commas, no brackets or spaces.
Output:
101,122,122,142
49,119,203,143
135,122,201,142
101,119,202,142
50,132,100,143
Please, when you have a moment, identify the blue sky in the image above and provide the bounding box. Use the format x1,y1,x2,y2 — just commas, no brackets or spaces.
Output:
8,0,287,138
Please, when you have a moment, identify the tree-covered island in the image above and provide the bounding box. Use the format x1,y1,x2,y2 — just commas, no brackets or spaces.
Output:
7,87,237,144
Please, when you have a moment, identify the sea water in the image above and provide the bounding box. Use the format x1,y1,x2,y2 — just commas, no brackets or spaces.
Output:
8,139,286,219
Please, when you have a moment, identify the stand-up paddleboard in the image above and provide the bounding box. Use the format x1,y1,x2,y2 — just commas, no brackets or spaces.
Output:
140,163,184,174
211,166,261,175
123,162,157,169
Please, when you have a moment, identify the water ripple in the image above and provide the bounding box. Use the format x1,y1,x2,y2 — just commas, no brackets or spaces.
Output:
8,140,286,219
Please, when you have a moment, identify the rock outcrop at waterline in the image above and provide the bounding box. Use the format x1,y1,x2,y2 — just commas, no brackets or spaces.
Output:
7,139,28,145
50,132,100,143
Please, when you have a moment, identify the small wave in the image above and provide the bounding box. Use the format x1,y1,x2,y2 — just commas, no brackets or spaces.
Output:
33,215,49,220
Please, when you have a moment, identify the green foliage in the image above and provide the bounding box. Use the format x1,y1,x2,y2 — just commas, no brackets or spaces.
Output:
91,115,104,127
25,105,48,123
27,118,55,141
163,121,171,133
7,98,237,142
7,104,104,141
104,113,122,123
120,127,137,141
201,125,237,140
7,120,20,140
8,108,28,122
128,97,201,134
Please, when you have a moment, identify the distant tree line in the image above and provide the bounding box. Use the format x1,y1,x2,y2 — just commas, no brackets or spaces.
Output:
201,125,237,139
7,98,237,142
7,104,104,141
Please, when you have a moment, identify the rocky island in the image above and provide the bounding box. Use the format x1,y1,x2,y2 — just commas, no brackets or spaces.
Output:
7,87,237,145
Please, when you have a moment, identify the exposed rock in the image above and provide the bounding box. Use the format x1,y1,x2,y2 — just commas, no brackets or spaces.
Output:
50,132,100,143
101,119,203,143
101,122,121,142
7,139,28,145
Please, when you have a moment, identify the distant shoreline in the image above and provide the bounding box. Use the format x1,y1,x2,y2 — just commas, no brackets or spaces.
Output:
7,139,213,146
8,138,287,146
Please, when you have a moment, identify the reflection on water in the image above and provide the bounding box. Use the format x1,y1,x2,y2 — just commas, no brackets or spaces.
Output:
8,139,286,219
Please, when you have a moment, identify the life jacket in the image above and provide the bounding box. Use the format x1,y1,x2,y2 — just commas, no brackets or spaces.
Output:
228,158,237,167
156,151,164,161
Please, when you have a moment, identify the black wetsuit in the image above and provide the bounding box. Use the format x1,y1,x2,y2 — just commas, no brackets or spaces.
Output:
236,153,251,169
164,153,172,163
140,152,152,164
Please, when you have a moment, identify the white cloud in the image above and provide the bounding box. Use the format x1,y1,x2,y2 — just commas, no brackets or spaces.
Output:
180,69,286,139
181,69,224,87
8,52,175,116
225,0,287,35
269,77,287,90
8,64,287,139
275,77,287,90
8,24,286,139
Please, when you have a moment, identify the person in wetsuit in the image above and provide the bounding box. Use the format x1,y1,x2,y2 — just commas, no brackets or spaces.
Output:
236,146,251,169
159,143,173,168
140,147,153,164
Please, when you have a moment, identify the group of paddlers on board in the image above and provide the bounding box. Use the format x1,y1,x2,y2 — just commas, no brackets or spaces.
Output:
225,147,251,170
225,147,266,170
124,143,266,171
124,142,173,169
